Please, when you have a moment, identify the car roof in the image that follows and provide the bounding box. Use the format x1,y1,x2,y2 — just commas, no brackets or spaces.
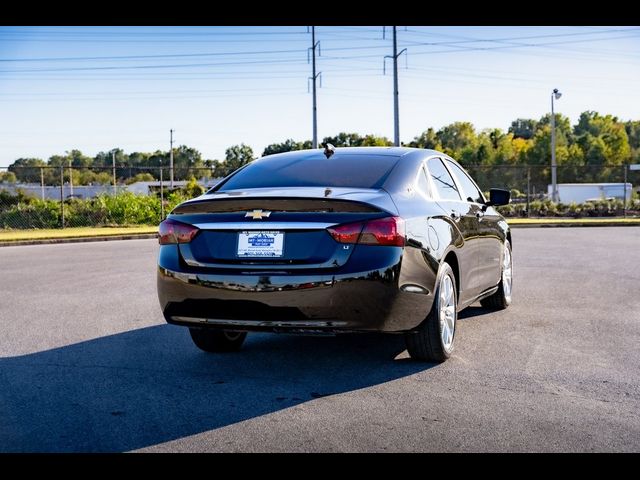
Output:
259,146,440,160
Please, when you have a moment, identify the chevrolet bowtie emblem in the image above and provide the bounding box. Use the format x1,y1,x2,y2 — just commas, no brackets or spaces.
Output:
245,209,272,220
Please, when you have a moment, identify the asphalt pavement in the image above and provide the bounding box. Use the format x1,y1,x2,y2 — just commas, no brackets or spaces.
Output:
0,227,639,452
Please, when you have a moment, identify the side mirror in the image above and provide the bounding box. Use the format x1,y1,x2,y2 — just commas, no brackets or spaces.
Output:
485,188,510,209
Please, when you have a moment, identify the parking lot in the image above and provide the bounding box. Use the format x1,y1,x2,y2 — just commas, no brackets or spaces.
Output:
1,227,639,452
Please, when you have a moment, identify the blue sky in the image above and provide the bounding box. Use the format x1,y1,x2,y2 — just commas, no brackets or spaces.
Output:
0,25,639,167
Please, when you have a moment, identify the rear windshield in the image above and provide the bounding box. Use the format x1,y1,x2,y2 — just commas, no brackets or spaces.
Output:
216,154,399,191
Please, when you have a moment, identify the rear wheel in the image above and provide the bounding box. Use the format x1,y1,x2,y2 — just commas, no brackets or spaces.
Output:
480,239,512,310
405,262,457,362
189,328,247,353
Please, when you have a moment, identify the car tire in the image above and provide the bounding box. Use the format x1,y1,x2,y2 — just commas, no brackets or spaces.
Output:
189,328,247,353
480,239,513,310
405,262,457,363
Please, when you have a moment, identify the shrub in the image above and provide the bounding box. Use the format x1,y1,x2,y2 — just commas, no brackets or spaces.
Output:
125,173,156,185
65,198,109,227
95,192,161,226
0,200,60,229
182,177,205,198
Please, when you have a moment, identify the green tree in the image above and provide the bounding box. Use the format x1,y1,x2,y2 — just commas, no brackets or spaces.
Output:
262,139,312,156
93,148,130,181
215,143,255,177
321,132,363,147
0,171,17,183
538,113,573,145
125,172,156,185
172,145,206,180
409,127,441,150
557,144,585,183
67,149,93,169
574,111,630,165
147,150,168,181
435,122,478,162
509,119,538,140
73,170,110,185
493,132,517,165
211,160,227,178
361,134,393,146
625,120,640,150
8,158,46,183
625,120,640,163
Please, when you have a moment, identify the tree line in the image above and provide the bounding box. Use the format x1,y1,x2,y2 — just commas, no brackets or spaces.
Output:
4,111,639,191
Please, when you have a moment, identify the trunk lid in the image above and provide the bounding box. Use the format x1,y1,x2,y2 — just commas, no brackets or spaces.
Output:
171,188,397,271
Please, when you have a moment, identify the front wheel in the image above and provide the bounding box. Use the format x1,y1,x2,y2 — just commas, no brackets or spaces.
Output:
189,328,247,353
480,239,513,310
405,262,457,362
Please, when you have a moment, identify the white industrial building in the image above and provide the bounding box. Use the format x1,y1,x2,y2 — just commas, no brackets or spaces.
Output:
547,183,633,203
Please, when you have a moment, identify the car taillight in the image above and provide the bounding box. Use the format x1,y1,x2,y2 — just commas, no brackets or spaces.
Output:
328,216,405,247
158,218,199,245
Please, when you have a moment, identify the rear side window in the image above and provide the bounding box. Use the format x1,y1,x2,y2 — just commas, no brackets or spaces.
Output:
217,154,399,191
445,159,485,204
416,165,431,198
427,158,461,201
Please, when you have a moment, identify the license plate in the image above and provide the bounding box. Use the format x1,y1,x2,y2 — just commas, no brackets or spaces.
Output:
237,231,284,257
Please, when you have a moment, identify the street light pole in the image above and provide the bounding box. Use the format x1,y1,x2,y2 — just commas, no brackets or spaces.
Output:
550,88,562,202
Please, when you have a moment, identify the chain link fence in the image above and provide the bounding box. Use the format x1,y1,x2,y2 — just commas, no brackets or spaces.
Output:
1,164,639,230
0,166,220,230
464,164,640,217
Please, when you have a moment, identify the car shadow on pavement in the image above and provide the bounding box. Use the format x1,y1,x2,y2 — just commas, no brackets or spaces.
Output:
0,325,433,452
458,306,496,321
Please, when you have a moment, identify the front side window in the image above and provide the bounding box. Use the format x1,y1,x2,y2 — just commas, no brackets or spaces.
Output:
445,159,484,204
427,158,461,201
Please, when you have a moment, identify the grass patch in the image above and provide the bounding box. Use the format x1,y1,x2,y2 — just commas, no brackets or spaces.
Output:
0,225,157,242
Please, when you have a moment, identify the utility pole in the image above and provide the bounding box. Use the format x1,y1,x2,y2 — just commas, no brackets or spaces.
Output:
309,27,321,149
169,128,174,188
112,151,117,196
384,26,407,147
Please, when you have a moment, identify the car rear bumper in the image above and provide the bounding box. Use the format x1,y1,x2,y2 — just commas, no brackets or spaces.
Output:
157,245,436,333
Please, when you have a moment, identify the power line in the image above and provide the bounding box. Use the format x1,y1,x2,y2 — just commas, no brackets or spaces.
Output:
2,29,636,73
0,44,397,64
0,48,308,63
403,26,639,43
0,28,310,37
0,58,309,73
6,28,636,63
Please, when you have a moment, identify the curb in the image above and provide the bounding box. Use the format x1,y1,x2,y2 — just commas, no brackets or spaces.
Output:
0,233,157,247
509,222,640,228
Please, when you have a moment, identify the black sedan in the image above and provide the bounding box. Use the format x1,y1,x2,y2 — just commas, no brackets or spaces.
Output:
157,146,512,362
